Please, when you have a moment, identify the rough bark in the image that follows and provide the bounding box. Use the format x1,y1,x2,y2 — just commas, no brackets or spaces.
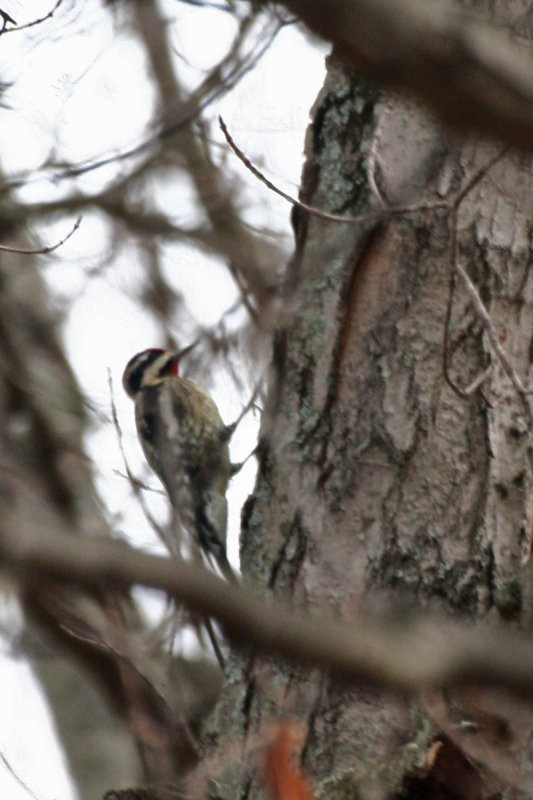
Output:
5,1,533,798
204,19,533,800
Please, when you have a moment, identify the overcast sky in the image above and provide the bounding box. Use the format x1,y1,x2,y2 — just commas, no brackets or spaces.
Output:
0,2,327,797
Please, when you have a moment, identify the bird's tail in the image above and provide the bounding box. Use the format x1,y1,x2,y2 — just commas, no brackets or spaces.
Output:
195,492,238,583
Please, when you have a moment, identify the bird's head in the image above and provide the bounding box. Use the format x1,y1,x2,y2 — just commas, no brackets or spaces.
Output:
122,343,196,398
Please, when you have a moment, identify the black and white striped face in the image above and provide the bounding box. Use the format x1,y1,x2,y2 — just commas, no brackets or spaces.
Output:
122,349,178,398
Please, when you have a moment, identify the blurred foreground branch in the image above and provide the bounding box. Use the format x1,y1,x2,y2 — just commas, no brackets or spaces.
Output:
4,525,533,697
270,0,533,151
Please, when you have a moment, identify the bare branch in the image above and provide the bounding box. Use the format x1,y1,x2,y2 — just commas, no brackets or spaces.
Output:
455,259,533,423
220,115,533,418
0,10,282,196
441,146,533,420
219,115,367,224
176,0,236,11
219,115,454,224
6,525,533,697
268,0,533,152
0,9,16,32
0,753,39,800
107,370,171,549
0,0,62,35
0,216,81,255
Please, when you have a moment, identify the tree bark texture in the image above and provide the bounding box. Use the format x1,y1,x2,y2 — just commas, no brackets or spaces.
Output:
205,26,533,800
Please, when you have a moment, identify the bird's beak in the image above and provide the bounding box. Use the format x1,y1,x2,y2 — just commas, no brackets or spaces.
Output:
175,341,198,363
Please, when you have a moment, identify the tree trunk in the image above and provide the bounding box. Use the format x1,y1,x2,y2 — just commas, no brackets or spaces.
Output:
205,31,533,800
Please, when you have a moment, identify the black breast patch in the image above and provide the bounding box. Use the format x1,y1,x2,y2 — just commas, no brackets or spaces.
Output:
140,412,157,445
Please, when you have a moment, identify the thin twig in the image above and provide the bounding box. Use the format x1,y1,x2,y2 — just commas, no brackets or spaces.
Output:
107,369,170,548
177,0,234,10
0,0,62,34
226,379,262,439
442,145,533,422
219,115,372,224
0,9,16,32
0,216,82,255
220,116,529,416
366,97,396,207
442,212,483,399
0,754,39,800
443,259,493,399
452,146,511,210
219,115,449,225
455,260,533,424
55,603,203,762
0,13,282,194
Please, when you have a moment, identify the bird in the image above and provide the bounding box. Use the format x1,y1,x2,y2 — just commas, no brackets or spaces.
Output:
122,346,237,583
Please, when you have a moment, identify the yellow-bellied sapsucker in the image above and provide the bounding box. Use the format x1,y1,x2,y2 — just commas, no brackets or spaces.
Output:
122,347,236,582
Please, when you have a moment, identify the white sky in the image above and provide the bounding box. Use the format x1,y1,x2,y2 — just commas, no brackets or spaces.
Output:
0,2,327,797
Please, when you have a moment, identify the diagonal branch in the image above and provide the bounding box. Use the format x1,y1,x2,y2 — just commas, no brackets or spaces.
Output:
0,216,81,255
6,523,533,698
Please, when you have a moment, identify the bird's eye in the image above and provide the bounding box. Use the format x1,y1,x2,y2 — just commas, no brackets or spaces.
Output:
123,349,166,395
